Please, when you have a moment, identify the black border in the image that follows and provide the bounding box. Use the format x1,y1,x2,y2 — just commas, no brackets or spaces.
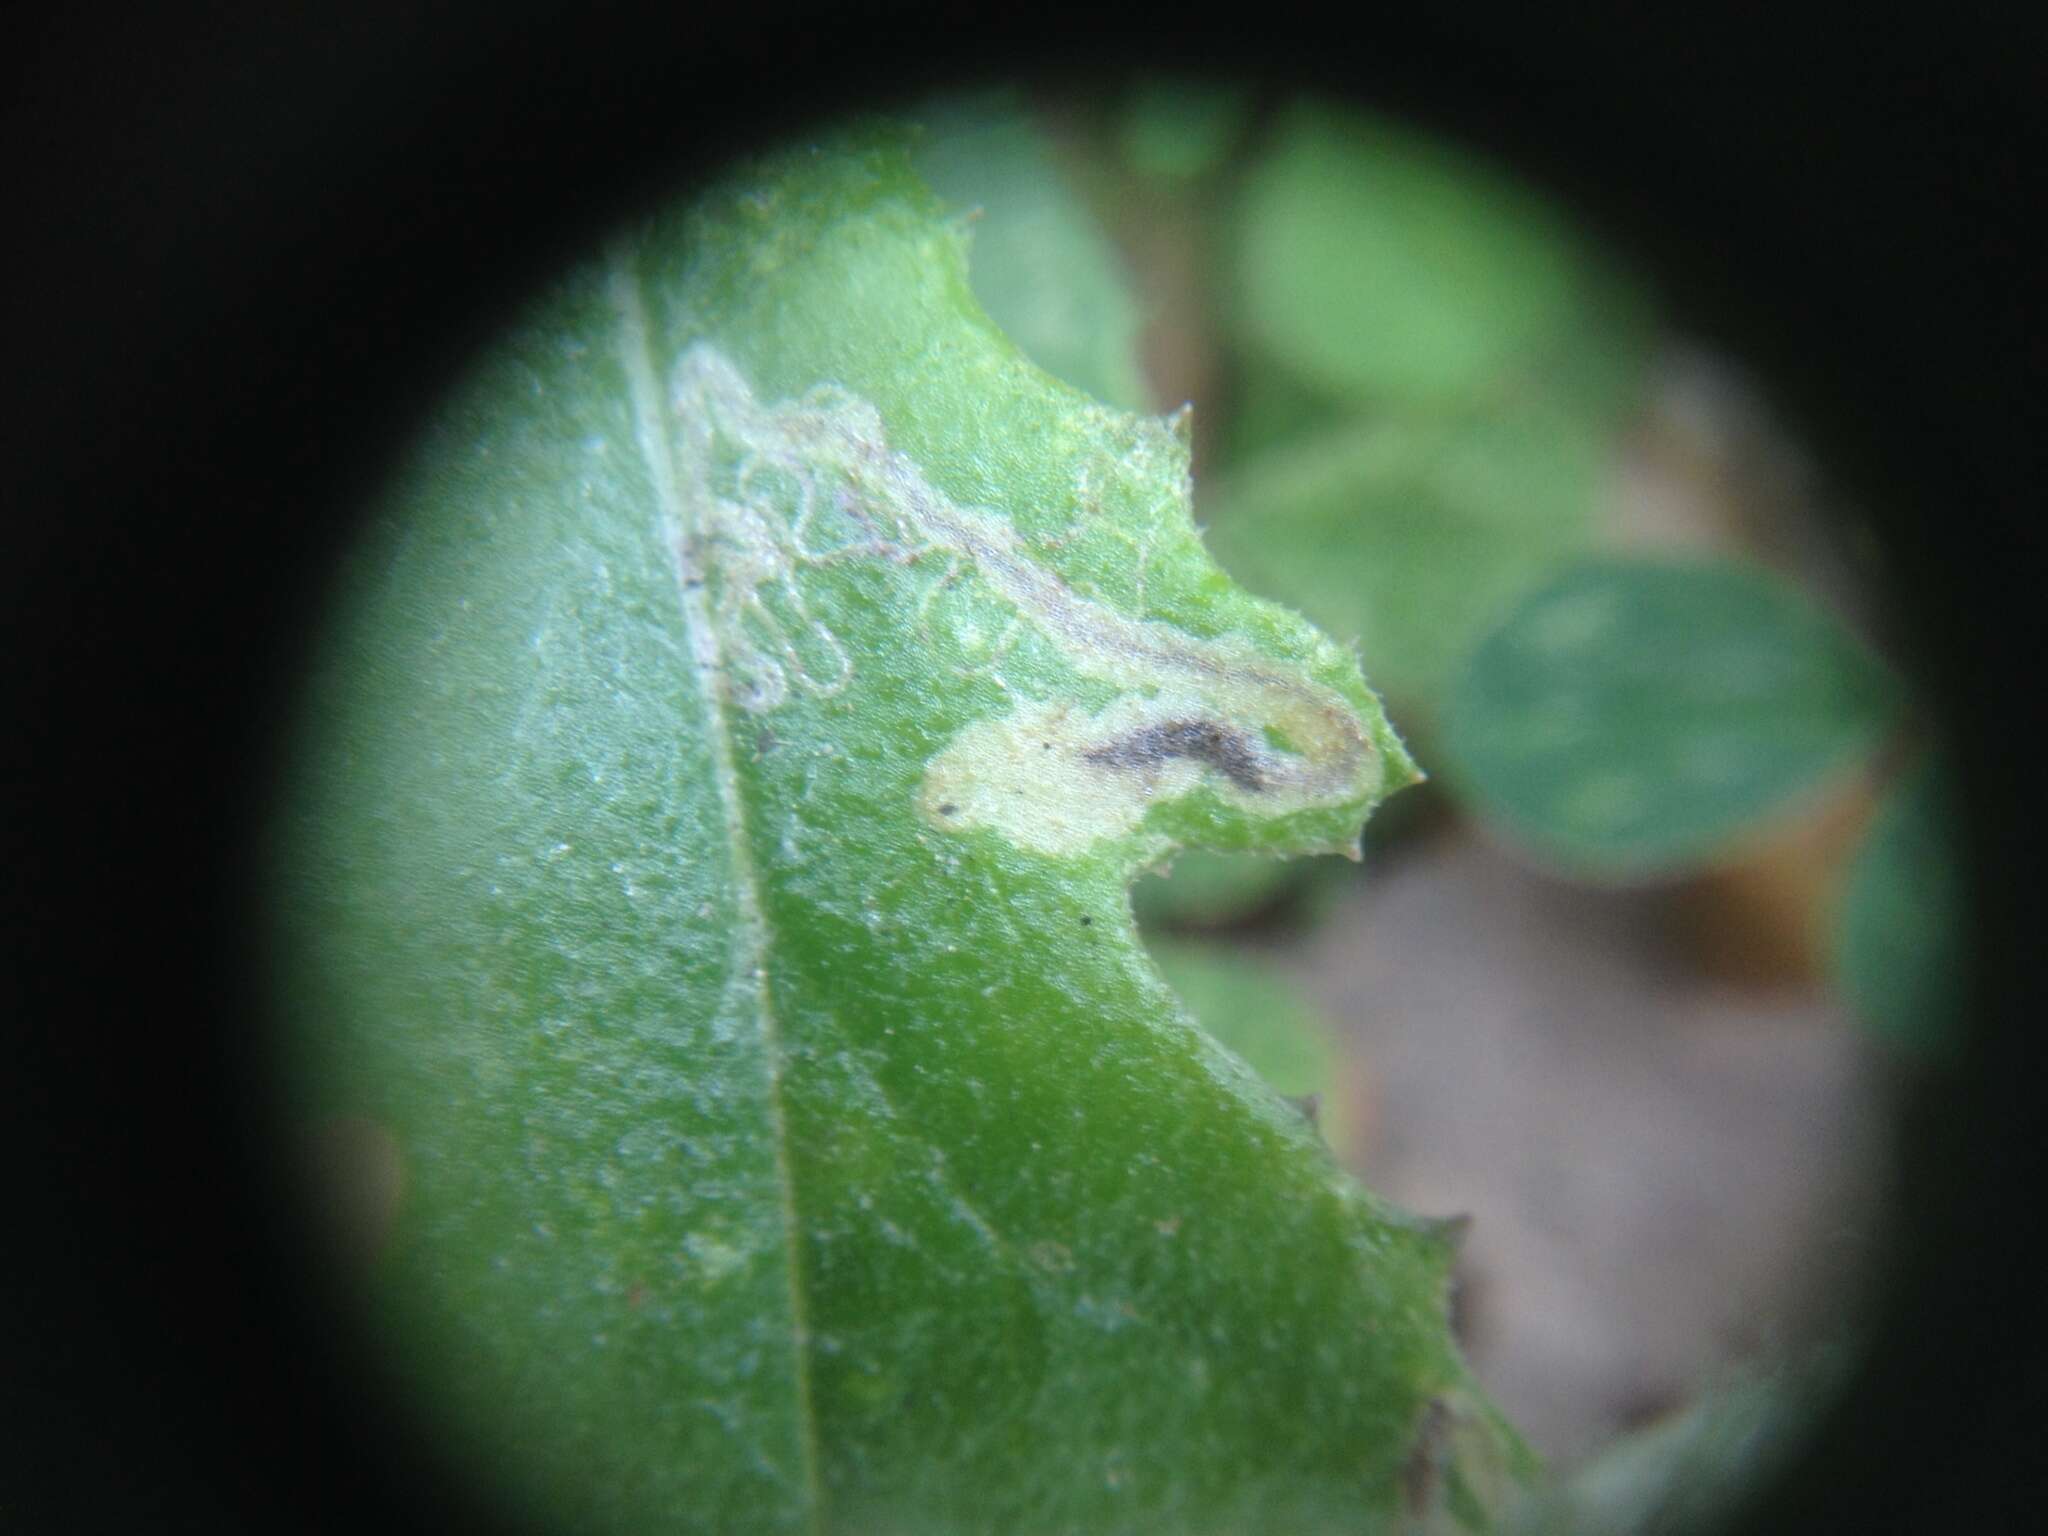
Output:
7,5,2042,1531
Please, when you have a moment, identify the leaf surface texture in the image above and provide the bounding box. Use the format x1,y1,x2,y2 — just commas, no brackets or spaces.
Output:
272,129,1522,1535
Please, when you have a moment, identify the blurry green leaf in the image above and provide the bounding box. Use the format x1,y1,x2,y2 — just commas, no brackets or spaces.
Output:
1440,559,1902,878
1149,941,1363,1164
1205,97,1650,728
1837,751,1967,1054
1132,769,1443,929
269,127,1528,1534
1231,100,1648,414
913,92,1149,411
1509,1364,1833,1536
1133,846,1312,927
1203,400,1602,713
1216,352,1357,466
1119,77,1254,181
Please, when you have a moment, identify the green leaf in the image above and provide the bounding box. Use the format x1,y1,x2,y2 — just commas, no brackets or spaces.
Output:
1215,352,1357,467
1439,558,1902,877
1836,751,1967,1054
1201,399,1603,713
1148,941,1363,1164
1204,96,1649,724
1131,768,1441,929
1118,77,1254,182
1132,845,1315,927
269,126,1526,1534
912,92,1149,412
1231,100,1648,415
1507,1363,1835,1536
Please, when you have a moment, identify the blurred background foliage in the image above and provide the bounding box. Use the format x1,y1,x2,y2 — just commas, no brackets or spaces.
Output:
910,80,1958,1055
910,79,1962,1503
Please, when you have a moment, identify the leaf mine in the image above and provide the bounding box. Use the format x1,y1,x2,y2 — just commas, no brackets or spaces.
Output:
669,341,1385,858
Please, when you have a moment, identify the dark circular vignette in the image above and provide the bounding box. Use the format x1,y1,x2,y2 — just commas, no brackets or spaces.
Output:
5,5,2041,1533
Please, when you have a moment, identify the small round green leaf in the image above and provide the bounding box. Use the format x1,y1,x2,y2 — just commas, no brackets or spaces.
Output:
913,92,1149,412
1231,100,1646,413
1203,400,1603,714
1118,77,1253,182
1133,846,1311,927
1836,752,1968,1054
1511,1362,1837,1536
1440,559,1902,877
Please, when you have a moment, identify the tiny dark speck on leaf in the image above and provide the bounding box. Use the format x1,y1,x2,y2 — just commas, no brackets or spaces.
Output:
937,803,957,815
1079,915,1093,926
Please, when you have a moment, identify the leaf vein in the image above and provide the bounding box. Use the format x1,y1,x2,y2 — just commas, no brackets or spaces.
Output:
609,248,824,1531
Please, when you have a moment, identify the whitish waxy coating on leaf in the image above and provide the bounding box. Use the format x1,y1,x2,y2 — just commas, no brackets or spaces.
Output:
669,343,1383,856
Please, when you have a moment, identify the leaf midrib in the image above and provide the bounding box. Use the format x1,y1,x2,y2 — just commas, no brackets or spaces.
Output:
608,243,825,1533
